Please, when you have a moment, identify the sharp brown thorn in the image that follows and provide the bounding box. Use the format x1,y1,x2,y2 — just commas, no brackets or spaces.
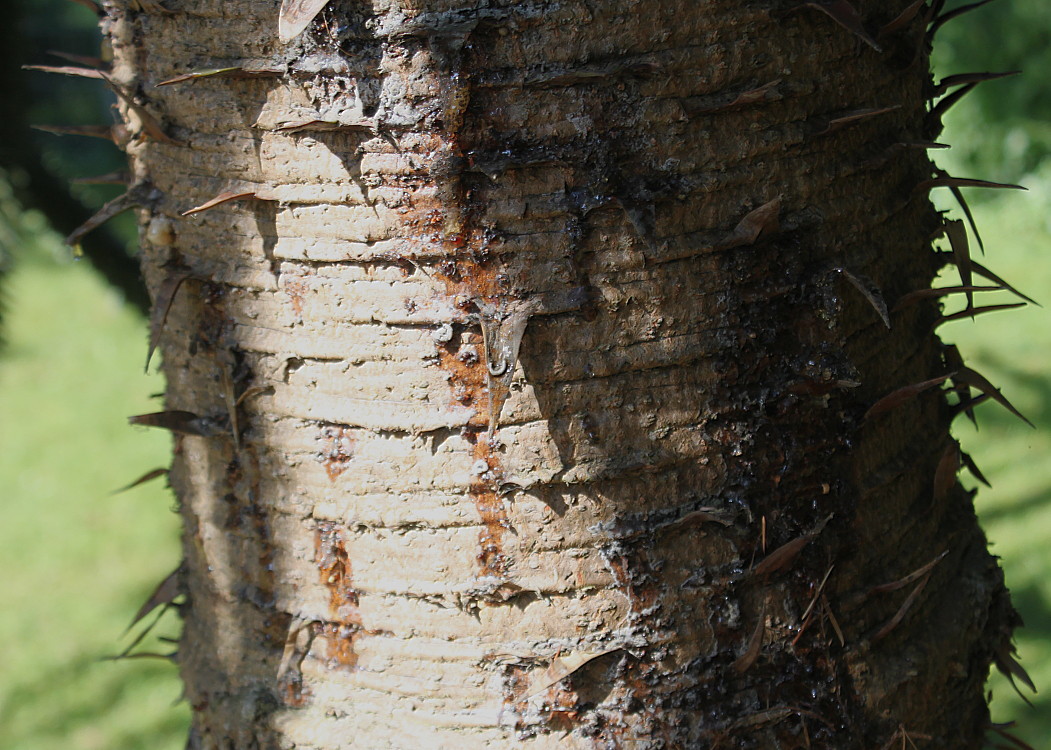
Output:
873,575,929,642
182,190,268,216
734,605,767,673
23,63,105,80
961,451,992,487
933,70,1020,97
127,565,182,632
804,0,882,51
72,171,129,185
47,49,106,69
879,0,927,37
836,267,890,328
146,269,193,372
65,188,140,249
930,0,996,37
32,124,117,142
67,0,102,13
915,176,1027,193
112,467,169,494
954,366,1034,428
864,373,953,421
970,259,1040,306
871,550,949,595
945,220,974,312
933,444,960,501
892,285,1002,313
930,82,979,123
934,302,1026,328
752,516,830,578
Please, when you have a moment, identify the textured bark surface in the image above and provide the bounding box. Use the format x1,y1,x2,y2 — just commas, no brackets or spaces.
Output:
104,0,1015,747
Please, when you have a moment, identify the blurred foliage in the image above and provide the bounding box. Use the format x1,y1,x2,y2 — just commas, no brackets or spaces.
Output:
933,0,1051,186
18,0,129,219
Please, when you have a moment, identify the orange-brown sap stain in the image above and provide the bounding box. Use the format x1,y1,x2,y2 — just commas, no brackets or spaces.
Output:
283,277,308,320
468,435,512,577
538,681,583,732
318,424,355,480
605,554,660,614
394,109,515,577
319,622,359,669
279,671,311,708
314,522,362,668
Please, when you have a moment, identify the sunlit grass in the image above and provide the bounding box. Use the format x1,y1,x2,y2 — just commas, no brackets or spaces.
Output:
936,173,1051,745
0,215,187,750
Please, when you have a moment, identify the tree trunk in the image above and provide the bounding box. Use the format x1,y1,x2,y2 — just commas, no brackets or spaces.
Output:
102,0,1016,747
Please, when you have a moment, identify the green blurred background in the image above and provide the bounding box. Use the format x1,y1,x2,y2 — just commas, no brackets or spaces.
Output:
0,1,1048,748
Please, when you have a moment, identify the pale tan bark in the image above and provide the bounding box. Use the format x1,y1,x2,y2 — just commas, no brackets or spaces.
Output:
103,0,1014,747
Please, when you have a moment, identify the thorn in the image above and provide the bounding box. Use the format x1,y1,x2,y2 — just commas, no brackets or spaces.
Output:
949,392,991,423
128,410,225,437
817,105,900,136
146,267,193,371
112,467,169,494
929,0,996,38
969,259,1040,306
477,297,542,435
892,285,1002,313
878,0,926,36
520,648,623,701
182,190,272,216
67,0,102,13
25,64,177,144
945,220,974,312
127,565,182,633
948,180,984,253
792,565,835,647
961,451,992,487
734,605,766,673
870,551,948,595
932,70,1019,97
835,267,890,328
752,516,830,578
277,617,315,681
65,186,143,250
987,721,1036,750
47,49,106,69
933,444,960,501
872,574,929,642
929,82,981,124
686,80,781,115
994,644,1037,708
157,65,284,87
803,0,882,51
72,171,129,185
934,302,1026,328
916,175,1026,193
32,124,118,142
722,197,781,248
864,373,953,421
953,366,1034,428
23,63,105,80
279,0,333,43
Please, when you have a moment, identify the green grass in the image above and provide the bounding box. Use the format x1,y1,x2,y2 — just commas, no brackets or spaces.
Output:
936,174,1051,746
0,214,187,750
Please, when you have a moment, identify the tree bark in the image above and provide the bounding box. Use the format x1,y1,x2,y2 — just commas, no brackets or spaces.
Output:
103,0,1016,747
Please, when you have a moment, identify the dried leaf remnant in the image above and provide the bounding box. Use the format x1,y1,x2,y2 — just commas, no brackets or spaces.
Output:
279,0,332,43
